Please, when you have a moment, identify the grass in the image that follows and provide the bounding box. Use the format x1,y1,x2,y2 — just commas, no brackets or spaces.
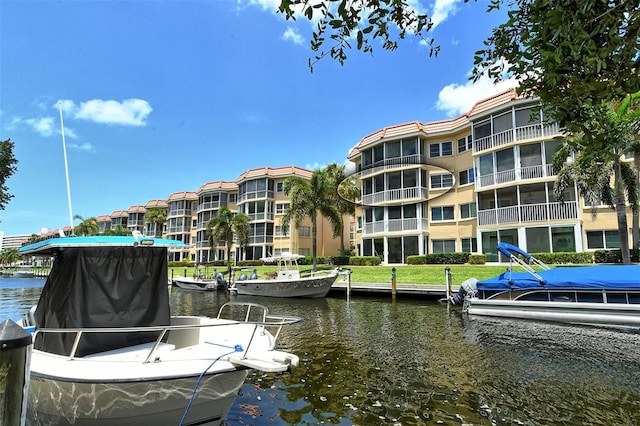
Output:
169,264,511,286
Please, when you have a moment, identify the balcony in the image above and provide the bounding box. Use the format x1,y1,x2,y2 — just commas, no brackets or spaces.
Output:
167,209,192,218
247,212,274,222
363,218,428,236
361,187,428,206
360,154,426,177
474,123,561,153
477,164,555,189
477,201,578,226
238,190,274,203
166,225,192,234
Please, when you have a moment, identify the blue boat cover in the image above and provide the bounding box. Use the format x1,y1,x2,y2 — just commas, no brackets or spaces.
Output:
477,265,640,291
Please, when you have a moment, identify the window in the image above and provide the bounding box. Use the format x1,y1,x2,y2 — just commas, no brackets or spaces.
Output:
229,193,237,203
433,239,456,253
460,203,477,219
461,238,477,252
299,248,310,256
587,230,621,249
387,141,401,158
276,182,284,192
457,135,472,153
430,173,453,189
473,120,491,139
492,111,513,133
275,203,290,214
431,206,455,221
299,226,311,237
275,226,290,237
458,168,475,185
429,141,453,157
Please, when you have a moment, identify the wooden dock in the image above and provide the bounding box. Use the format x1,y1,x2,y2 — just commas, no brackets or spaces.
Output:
328,281,459,299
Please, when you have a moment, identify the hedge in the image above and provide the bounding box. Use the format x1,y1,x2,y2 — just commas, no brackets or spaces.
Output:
349,256,382,266
407,252,470,265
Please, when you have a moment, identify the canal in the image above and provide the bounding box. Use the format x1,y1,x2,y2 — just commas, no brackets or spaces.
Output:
3,277,640,425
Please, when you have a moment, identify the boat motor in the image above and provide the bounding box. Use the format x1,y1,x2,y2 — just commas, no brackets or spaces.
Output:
450,278,478,305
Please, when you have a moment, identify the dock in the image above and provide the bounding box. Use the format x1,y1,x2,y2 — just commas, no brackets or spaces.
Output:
328,282,459,300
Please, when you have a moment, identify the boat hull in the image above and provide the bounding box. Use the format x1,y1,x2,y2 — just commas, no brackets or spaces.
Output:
466,298,640,329
174,278,217,291
233,273,338,298
27,370,248,425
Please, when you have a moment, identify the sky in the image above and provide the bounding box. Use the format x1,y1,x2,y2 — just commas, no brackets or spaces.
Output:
0,0,517,236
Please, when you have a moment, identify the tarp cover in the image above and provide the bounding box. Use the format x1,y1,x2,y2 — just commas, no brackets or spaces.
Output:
477,265,640,291
34,246,170,357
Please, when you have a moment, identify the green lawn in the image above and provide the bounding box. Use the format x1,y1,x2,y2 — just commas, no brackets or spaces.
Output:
169,264,510,286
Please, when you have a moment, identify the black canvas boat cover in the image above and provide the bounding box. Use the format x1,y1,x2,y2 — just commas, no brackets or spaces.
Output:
33,245,170,357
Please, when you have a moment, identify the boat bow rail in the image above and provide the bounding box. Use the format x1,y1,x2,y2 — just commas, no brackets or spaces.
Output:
29,302,301,371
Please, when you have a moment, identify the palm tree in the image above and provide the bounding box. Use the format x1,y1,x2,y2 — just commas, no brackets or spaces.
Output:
0,247,20,266
554,94,640,264
281,169,342,271
144,207,167,237
324,163,360,255
73,214,99,236
206,206,250,277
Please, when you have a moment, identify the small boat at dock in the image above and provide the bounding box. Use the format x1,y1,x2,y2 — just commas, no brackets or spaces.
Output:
231,253,339,298
449,243,640,329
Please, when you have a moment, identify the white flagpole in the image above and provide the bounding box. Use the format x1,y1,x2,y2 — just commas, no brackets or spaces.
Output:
58,102,74,235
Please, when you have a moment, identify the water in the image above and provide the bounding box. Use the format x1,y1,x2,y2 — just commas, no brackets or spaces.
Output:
4,277,640,425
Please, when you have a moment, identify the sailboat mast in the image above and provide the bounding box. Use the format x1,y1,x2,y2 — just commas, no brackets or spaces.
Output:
58,102,74,235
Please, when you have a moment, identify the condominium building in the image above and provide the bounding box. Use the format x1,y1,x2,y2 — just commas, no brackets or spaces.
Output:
347,89,627,263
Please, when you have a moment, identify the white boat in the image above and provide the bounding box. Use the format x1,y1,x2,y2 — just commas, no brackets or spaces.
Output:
13,265,35,278
19,235,300,425
173,273,227,291
232,253,339,298
449,243,640,329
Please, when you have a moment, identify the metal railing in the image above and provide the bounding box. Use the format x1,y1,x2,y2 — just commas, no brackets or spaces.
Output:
31,302,300,363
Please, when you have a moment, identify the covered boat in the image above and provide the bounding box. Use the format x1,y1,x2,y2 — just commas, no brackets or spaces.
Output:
450,243,640,329
19,235,300,425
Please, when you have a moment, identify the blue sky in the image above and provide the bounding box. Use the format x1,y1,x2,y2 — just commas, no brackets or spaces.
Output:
0,0,515,236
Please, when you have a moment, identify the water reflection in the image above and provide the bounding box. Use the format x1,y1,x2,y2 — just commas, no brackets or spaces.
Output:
4,282,640,425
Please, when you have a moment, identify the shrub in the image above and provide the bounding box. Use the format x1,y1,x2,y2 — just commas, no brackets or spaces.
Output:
331,255,351,266
237,259,265,267
168,260,191,268
349,256,381,266
531,252,593,264
468,254,486,265
424,252,470,265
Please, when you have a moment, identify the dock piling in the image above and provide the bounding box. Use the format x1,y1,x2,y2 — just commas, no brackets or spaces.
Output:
0,319,33,426
391,267,397,299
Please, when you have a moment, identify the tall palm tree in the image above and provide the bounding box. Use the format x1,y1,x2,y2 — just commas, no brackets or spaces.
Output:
554,94,640,264
73,215,99,236
206,206,250,277
144,207,167,237
324,163,360,255
281,169,342,271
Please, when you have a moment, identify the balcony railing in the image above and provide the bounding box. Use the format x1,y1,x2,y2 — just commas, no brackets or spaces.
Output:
198,201,222,211
360,154,426,177
363,218,428,235
166,225,192,234
477,164,555,189
361,187,428,206
238,190,274,203
474,123,561,153
247,212,274,222
167,209,192,217
477,201,578,226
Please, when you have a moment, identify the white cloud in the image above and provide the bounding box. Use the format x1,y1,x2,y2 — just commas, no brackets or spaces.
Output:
68,142,94,152
71,98,152,126
283,27,304,45
430,0,461,29
435,72,519,117
24,117,56,137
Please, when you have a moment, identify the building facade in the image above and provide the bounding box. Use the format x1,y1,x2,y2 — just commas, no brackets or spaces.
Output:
347,90,630,264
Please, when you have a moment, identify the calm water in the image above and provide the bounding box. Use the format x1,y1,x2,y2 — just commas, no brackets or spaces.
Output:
3,277,640,425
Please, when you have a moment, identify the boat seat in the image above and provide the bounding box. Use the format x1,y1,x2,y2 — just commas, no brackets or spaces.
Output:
84,341,175,361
